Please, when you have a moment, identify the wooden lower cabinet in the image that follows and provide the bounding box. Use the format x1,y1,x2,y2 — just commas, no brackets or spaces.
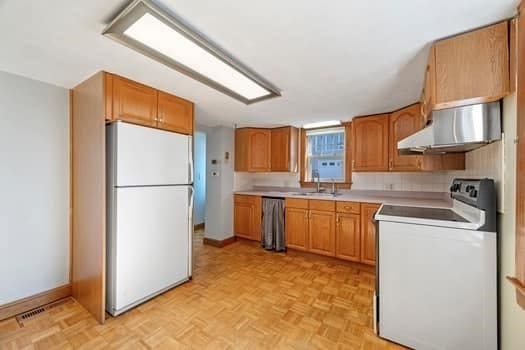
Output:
360,203,381,265
233,195,261,241
308,210,336,256
285,207,309,251
335,213,361,262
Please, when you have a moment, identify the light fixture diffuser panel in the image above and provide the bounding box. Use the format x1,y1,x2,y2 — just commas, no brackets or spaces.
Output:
103,0,280,104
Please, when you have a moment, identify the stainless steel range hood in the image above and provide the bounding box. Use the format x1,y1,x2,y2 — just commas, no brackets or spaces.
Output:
398,101,501,154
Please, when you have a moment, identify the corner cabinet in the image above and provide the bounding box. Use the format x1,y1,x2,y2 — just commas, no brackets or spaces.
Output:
352,114,390,171
105,73,194,135
233,195,262,241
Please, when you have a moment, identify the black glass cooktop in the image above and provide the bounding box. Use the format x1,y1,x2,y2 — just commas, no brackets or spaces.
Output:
378,205,469,223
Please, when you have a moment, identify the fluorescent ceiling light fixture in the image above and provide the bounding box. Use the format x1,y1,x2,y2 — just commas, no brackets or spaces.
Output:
303,120,342,129
103,0,280,104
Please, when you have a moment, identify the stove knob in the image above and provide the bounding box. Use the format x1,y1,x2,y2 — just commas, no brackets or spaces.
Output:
469,189,478,198
450,184,460,192
466,185,474,192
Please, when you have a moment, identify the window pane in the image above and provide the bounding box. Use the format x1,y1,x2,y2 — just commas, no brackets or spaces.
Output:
306,127,346,182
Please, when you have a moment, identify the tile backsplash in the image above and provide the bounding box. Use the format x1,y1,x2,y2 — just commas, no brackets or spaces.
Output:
353,140,502,193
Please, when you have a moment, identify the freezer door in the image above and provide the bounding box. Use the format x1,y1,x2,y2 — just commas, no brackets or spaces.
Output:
109,122,192,186
108,185,191,313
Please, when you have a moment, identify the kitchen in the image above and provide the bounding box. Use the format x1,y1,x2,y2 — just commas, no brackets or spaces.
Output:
1,0,525,349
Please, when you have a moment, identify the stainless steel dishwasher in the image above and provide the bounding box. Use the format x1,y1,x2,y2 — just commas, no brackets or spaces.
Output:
261,196,285,251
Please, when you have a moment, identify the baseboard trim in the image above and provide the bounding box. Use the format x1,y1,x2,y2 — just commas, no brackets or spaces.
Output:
194,223,205,231
203,236,236,248
0,284,72,321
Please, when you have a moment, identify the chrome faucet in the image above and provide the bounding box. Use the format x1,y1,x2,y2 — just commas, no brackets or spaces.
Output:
331,179,337,195
312,169,322,193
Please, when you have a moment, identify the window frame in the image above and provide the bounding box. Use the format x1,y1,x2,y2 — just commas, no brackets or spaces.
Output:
299,122,353,188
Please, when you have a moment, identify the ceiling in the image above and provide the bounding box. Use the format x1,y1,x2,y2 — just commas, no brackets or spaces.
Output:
0,0,518,127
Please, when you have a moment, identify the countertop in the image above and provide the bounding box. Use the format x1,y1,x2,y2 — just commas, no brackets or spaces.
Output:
234,187,452,208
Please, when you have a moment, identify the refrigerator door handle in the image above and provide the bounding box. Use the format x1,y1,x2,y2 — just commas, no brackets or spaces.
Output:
188,186,194,277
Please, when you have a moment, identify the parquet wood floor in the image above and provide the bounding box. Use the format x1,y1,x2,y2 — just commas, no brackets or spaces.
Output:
0,230,405,349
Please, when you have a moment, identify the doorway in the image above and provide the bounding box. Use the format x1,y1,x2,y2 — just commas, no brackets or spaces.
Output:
193,131,206,239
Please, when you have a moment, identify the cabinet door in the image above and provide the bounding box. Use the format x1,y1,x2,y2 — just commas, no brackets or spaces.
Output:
235,129,249,171
361,203,381,265
233,195,261,241
309,210,336,256
285,207,309,250
113,75,158,127
434,21,509,108
389,104,424,171
234,201,254,239
336,213,361,262
248,129,271,172
157,91,194,135
352,114,389,172
271,127,298,172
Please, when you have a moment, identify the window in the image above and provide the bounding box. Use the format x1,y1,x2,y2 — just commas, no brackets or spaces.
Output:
305,127,346,182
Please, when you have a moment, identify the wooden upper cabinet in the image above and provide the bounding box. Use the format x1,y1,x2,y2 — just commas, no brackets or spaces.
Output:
361,203,380,266
336,213,361,262
352,114,389,172
249,129,271,171
233,195,261,241
235,128,271,172
271,127,298,172
389,104,424,171
285,207,309,251
433,21,509,109
235,129,249,172
157,91,194,135
112,75,158,127
309,210,336,257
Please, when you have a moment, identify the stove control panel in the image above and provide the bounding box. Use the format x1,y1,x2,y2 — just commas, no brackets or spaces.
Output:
450,178,496,232
450,178,495,208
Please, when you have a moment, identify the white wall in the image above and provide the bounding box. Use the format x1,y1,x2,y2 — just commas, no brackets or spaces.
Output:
0,71,69,304
193,131,206,225
499,92,525,350
205,126,235,240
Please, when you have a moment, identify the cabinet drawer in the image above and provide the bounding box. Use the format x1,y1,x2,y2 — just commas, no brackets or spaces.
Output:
309,200,335,212
234,194,260,204
336,201,361,214
285,198,309,209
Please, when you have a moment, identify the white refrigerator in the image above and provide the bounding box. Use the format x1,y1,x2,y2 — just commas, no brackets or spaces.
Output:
106,121,193,316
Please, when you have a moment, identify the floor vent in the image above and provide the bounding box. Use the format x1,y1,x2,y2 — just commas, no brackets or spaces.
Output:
16,297,72,326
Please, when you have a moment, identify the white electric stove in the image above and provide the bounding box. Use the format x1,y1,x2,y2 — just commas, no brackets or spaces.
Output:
374,178,497,350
